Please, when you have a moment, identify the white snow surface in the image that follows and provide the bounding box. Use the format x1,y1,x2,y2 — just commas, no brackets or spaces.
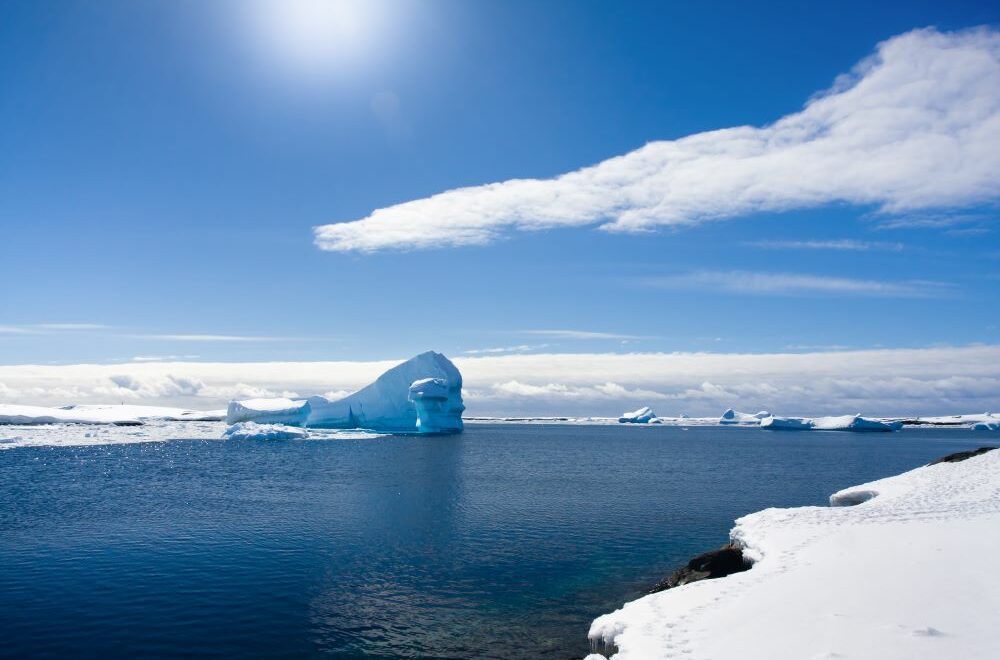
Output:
226,351,465,433
222,422,309,441
588,448,1000,660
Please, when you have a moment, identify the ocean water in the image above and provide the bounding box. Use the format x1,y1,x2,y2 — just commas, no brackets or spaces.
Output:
0,424,991,659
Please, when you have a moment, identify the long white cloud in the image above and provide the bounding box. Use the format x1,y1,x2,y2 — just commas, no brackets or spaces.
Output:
314,28,1000,252
640,271,949,296
1,345,997,416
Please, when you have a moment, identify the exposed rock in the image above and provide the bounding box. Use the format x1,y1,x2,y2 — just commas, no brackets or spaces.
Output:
649,542,751,594
927,446,997,465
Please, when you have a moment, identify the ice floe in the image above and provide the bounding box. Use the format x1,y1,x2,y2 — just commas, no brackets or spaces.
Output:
588,448,1000,659
222,422,309,441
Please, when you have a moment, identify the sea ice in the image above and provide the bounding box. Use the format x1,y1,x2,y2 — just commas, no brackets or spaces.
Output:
222,422,309,441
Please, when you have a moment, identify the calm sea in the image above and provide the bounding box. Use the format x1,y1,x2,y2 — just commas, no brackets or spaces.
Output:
0,424,990,658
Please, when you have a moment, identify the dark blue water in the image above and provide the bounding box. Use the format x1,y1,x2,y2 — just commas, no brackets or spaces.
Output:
0,425,991,659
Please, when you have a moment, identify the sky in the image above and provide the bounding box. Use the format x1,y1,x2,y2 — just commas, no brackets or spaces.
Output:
1,0,998,415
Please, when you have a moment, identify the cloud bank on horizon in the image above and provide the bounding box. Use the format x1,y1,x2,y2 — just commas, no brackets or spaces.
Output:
2,345,998,417
314,28,1000,252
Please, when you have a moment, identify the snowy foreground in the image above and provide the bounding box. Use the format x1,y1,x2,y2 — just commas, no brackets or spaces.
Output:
587,448,1000,660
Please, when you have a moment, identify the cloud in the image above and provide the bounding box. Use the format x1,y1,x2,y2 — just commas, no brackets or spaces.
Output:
0,346,998,416
463,344,550,355
135,334,288,342
35,323,109,330
746,239,904,251
314,27,1000,252
640,270,950,297
520,330,646,340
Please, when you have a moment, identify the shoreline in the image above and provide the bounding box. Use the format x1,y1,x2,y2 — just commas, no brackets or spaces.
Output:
587,446,1000,659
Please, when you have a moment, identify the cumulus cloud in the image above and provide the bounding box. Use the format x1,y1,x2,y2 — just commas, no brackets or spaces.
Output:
0,346,998,416
314,28,1000,252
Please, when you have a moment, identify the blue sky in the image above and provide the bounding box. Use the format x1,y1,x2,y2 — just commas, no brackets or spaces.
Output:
0,0,998,398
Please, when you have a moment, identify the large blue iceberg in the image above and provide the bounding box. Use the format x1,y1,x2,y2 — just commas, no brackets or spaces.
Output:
225,351,465,434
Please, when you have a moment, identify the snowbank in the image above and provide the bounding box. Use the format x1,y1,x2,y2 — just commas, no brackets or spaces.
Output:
226,351,465,434
618,407,658,424
222,422,309,441
588,448,1000,659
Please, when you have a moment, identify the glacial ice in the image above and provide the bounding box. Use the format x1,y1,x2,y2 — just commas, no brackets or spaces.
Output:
972,421,1000,431
758,416,812,430
225,351,465,434
759,414,902,432
222,422,309,441
618,407,658,423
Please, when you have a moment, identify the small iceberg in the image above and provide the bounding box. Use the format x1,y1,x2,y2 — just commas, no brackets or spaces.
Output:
811,414,902,432
972,421,1000,431
719,409,771,425
759,416,812,430
619,406,659,424
222,422,309,441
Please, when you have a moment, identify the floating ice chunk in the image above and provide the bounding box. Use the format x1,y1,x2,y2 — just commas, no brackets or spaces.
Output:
222,422,309,441
972,421,1000,431
811,414,902,432
760,416,813,430
619,406,658,423
719,409,770,425
225,398,310,425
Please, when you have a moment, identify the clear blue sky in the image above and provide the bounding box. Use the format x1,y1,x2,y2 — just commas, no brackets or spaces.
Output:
1,0,998,366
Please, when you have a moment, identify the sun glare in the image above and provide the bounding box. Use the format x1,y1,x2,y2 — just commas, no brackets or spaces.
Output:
243,0,385,82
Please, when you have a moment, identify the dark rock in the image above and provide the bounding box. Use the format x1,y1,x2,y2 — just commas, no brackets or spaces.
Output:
927,446,997,465
649,542,751,594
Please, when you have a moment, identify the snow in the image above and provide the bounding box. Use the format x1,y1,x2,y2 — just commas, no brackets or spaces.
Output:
222,422,309,441
619,407,659,424
227,351,465,433
588,448,1000,659
908,413,1000,427
719,409,771,425
65,404,226,422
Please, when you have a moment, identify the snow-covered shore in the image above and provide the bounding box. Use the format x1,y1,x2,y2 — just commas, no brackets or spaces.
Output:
587,447,1000,660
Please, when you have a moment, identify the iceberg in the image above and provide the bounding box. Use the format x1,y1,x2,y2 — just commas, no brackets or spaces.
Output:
225,351,464,434
811,414,902,432
618,406,658,424
222,422,309,441
972,421,1000,431
758,415,812,430
719,409,771,425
